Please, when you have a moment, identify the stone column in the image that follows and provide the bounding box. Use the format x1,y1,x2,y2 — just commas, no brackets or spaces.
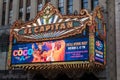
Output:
115,0,120,80
64,0,67,15
0,0,3,26
79,0,82,10
0,52,7,70
106,0,116,80
73,0,80,14
12,0,19,23
50,0,58,8
30,0,37,20
88,0,92,11
42,0,46,6
5,0,10,25
22,0,26,22
99,0,107,9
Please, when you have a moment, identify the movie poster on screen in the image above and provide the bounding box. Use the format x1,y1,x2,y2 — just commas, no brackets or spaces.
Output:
11,38,89,64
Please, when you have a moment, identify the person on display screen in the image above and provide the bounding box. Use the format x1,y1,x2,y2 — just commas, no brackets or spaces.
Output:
32,42,49,62
45,40,65,62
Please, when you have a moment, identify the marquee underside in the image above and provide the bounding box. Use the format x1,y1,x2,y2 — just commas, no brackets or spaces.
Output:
11,62,105,72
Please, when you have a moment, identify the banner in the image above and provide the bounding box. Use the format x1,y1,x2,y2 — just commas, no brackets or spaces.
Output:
95,38,104,63
11,38,89,64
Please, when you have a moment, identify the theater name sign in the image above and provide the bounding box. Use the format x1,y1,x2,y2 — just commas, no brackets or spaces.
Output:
7,3,106,71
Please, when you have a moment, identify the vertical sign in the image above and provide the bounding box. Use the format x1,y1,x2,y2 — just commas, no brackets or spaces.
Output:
95,37,104,63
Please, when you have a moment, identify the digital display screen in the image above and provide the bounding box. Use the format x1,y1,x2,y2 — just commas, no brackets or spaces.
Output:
95,38,104,63
11,38,89,64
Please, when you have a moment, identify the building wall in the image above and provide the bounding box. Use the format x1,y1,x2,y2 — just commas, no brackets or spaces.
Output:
115,0,120,80
106,0,116,80
0,52,7,70
0,25,10,70
0,0,103,26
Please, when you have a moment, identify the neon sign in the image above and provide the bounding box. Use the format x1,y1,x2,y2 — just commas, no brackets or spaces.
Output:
18,21,82,35
8,3,106,70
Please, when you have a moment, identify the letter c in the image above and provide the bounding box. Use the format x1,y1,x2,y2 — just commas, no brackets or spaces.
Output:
13,50,18,56
23,50,28,56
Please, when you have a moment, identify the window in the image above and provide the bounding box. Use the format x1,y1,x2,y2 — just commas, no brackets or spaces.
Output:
82,0,88,9
45,0,50,3
92,0,99,10
58,0,64,14
19,0,23,8
67,0,73,14
0,32,9,52
26,0,30,7
9,10,13,24
3,0,6,3
19,0,23,19
2,1,6,25
26,0,31,21
8,0,13,24
26,6,31,21
37,0,42,12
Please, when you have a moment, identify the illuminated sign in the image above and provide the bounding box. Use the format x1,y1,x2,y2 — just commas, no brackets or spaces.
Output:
11,38,89,64
95,38,104,63
12,3,90,42
18,21,81,35
8,3,106,70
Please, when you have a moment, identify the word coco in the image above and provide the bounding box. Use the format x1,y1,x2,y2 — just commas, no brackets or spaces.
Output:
13,49,33,56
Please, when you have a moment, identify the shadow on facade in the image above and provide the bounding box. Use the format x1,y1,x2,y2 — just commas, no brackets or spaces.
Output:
80,72,99,80
0,33,9,52
32,72,99,80
55,73,72,80
33,73,48,80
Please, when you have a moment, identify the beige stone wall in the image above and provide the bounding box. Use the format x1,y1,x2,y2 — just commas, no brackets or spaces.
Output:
30,0,37,20
106,0,116,80
22,0,26,22
12,0,19,23
5,0,10,25
115,0,120,80
50,0,58,8
73,0,80,14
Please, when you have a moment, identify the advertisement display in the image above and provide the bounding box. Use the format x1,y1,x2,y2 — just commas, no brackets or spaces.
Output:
95,38,104,63
11,38,89,64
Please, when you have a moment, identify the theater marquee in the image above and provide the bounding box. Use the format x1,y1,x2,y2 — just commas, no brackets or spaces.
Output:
8,3,106,71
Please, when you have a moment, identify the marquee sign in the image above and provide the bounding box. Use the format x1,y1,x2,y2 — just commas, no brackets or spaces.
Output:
11,3,91,42
8,3,106,71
